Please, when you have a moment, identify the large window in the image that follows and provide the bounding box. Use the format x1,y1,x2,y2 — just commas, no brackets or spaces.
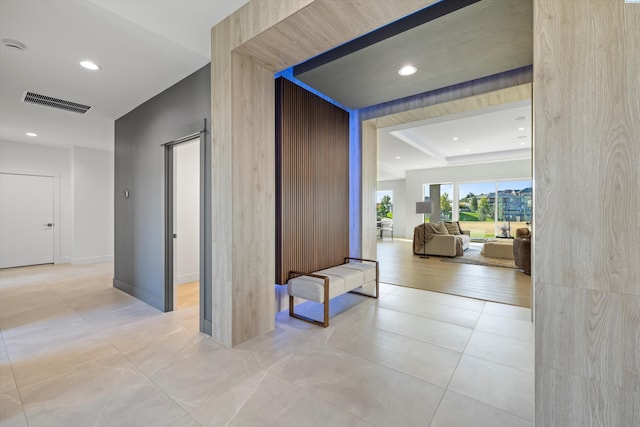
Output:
458,182,496,240
425,179,532,240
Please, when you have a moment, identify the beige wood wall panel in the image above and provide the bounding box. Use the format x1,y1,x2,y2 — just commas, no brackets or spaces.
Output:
231,52,276,345
211,0,438,346
211,19,234,346
534,0,640,424
374,84,532,129
275,78,349,284
359,64,532,122
537,365,623,426
361,120,377,260
237,0,437,71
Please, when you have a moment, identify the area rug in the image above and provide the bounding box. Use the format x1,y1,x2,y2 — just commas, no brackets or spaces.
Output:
440,248,518,269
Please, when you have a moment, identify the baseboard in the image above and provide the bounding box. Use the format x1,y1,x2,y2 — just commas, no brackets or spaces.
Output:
71,255,114,265
113,278,163,312
56,256,71,264
176,273,199,285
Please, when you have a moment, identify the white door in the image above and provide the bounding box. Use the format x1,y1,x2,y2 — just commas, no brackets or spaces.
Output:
0,173,55,268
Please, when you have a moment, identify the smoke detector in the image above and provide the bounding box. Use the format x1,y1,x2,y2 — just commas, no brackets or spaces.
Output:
3,39,26,50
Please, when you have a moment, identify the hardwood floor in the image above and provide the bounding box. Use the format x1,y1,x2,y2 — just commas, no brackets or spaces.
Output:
377,239,531,308
176,281,199,310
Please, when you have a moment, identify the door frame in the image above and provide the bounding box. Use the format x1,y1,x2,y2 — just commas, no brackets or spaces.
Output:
163,124,207,333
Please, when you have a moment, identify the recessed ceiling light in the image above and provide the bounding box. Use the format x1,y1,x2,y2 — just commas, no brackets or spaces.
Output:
395,156,401,159
465,149,471,152
26,132,37,137
80,60,100,71
520,142,526,145
398,65,417,76
452,137,459,141
518,127,525,131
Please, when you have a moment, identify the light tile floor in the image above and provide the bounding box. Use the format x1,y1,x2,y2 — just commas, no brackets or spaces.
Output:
0,262,534,426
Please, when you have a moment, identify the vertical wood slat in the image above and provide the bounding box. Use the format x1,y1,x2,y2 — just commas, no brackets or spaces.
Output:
275,78,350,284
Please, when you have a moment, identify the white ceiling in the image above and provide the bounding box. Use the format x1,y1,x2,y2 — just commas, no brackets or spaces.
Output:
0,0,532,177
0,0,248,151
378,99,532,181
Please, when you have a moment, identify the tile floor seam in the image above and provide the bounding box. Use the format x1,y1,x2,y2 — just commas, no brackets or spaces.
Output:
111,342,202,426
375,304,480,330
460,351,534,376
264,364,376,427
1,330,30,426
441,389,535,425
322,326,458,390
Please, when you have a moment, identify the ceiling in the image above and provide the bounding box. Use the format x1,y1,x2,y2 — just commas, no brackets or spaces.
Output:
0,0,248,151
294,0,532,110
0,0,533,177
378,99,532,181
293,0,533,181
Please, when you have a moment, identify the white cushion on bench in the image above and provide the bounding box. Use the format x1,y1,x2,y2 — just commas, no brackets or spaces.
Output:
339,262,376,283
317,266,364,293
288,273,344,303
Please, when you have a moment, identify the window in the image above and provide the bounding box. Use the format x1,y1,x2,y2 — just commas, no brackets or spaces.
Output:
376,190,393,220
497,180,531,236
432,179,533,240
422,183,452,222
458,181,496,239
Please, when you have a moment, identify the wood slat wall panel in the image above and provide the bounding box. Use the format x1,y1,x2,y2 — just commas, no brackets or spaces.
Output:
275,78,349,284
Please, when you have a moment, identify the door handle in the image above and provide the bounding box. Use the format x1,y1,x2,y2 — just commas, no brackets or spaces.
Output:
173,233,177,238
45,223,54,227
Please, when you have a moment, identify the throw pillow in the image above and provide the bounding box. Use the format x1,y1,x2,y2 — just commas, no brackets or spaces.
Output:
433,222,449,235
444,221,462,235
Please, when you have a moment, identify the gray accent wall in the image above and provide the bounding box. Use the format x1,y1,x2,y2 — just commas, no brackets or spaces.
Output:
114,64,212,332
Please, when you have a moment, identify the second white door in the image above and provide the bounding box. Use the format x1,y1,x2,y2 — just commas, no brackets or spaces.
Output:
0,173,55,268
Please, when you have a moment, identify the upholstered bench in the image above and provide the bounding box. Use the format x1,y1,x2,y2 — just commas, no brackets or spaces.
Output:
287,257,378,327
481,239,515,260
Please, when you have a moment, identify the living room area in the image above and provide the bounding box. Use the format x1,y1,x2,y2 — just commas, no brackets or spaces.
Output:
376,98,532,309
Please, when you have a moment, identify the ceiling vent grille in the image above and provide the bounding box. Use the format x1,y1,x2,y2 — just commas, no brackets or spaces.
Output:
22,91,92,114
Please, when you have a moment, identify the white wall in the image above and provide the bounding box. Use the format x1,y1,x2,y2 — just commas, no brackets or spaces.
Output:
402,159,531,238
0,140,114,265
71,146,114,264
377,179,407,238
0,140,72,263
175,140,199,284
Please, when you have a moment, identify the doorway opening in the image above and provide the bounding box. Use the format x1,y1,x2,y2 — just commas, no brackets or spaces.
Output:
164,131,204,330
173,138,200,314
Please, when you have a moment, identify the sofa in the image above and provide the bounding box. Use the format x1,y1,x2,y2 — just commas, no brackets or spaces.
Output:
413,221,470,257
513,228,531,274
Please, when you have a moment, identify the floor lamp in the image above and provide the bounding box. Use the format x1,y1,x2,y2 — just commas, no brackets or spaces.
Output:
416,201,432,259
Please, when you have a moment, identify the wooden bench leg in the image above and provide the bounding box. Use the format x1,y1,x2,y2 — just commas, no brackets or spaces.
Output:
288,275,330,327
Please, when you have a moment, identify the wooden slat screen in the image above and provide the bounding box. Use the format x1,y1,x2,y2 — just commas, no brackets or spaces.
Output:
275,78,350,284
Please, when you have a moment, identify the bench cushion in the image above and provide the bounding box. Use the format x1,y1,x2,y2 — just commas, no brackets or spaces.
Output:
340,262,376,283
317,266,364,293
287,261,377,303
288,273,345,303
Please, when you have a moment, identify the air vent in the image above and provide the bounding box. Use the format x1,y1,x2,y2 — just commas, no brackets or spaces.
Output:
22,91,92,114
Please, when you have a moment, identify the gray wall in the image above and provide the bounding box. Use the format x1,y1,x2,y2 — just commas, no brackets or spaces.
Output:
114,64,211,331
